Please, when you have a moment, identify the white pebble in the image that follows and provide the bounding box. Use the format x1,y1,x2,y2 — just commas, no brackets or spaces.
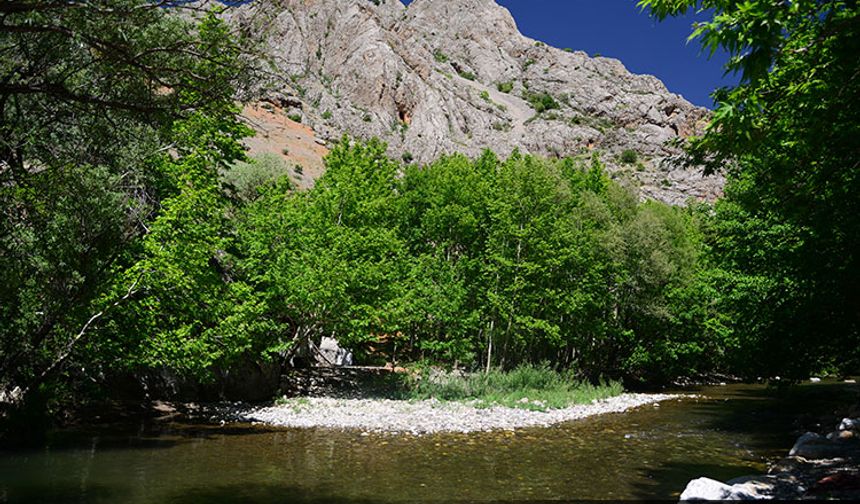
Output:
236,393,683,434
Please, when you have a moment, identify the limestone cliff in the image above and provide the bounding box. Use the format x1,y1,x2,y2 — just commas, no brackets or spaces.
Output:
227,0,724,204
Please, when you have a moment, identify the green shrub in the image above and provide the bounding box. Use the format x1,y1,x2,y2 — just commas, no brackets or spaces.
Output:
457,69,476,81
479,90,491,102
620,149,638,164
321,109,332,120
524,91,560,113
223,153,291,202
496,81,514,94
402,151,414,163
433,49,449,63
287,113,302,123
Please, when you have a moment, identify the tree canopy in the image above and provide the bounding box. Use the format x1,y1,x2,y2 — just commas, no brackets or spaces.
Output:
0,1,253,414
639,0,860,377
238,142,724,382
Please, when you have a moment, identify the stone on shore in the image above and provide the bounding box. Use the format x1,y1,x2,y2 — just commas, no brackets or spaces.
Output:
827,429,855,441
240,393,679,434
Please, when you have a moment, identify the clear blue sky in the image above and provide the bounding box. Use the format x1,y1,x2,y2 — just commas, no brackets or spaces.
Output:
402,0,737,107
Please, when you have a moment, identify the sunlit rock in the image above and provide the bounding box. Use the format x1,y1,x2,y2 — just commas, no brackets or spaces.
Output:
222,0,725,205
678,477,761,500
317,337,354,367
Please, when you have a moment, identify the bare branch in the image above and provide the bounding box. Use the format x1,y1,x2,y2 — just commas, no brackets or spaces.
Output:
18,273,145,403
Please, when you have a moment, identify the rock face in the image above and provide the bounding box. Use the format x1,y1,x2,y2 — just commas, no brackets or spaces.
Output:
226,0,724,205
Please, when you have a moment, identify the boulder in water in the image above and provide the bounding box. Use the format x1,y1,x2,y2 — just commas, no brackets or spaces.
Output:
679,477,763,500
789,432,854,459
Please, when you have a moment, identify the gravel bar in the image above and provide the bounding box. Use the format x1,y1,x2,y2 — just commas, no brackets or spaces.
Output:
240,393,682,434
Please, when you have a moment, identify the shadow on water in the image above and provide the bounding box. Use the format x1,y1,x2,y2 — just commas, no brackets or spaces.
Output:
627,381,860,500
24,422,288,454
1,482,125,504
630,461,763,500
694,382,860,448
165,484,381,504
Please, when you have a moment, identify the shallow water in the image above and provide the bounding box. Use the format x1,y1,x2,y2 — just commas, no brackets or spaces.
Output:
1,382,857,503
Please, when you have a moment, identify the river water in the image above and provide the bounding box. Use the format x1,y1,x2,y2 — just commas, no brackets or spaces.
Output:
1,382,857,503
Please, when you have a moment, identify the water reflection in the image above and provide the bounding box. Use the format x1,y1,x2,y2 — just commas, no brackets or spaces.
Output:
1,382,857,502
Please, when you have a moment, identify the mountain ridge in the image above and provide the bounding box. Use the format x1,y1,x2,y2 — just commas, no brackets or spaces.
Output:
227,0,724,204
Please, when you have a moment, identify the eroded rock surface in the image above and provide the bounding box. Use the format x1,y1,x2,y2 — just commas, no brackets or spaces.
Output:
226,0,724,205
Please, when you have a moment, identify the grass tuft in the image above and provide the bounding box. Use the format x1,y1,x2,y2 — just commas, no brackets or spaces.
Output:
400,364,623,411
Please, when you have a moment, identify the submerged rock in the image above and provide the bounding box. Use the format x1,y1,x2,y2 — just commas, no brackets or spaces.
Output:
790,432,856,459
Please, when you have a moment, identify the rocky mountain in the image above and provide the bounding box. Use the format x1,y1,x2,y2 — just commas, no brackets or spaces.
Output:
227,0,724,204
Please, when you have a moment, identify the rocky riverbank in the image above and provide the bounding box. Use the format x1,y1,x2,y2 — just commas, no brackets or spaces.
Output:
680,416,860,500
233,393,680,434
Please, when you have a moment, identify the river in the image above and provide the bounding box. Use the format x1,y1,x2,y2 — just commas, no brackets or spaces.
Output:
1,382,857,502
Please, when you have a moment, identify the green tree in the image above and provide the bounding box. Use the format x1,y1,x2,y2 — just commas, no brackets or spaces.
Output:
239,139,409,363
394,152,495,364
97,108,260,379
0,3,251,412
236,140,723,381
640,0,860,377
